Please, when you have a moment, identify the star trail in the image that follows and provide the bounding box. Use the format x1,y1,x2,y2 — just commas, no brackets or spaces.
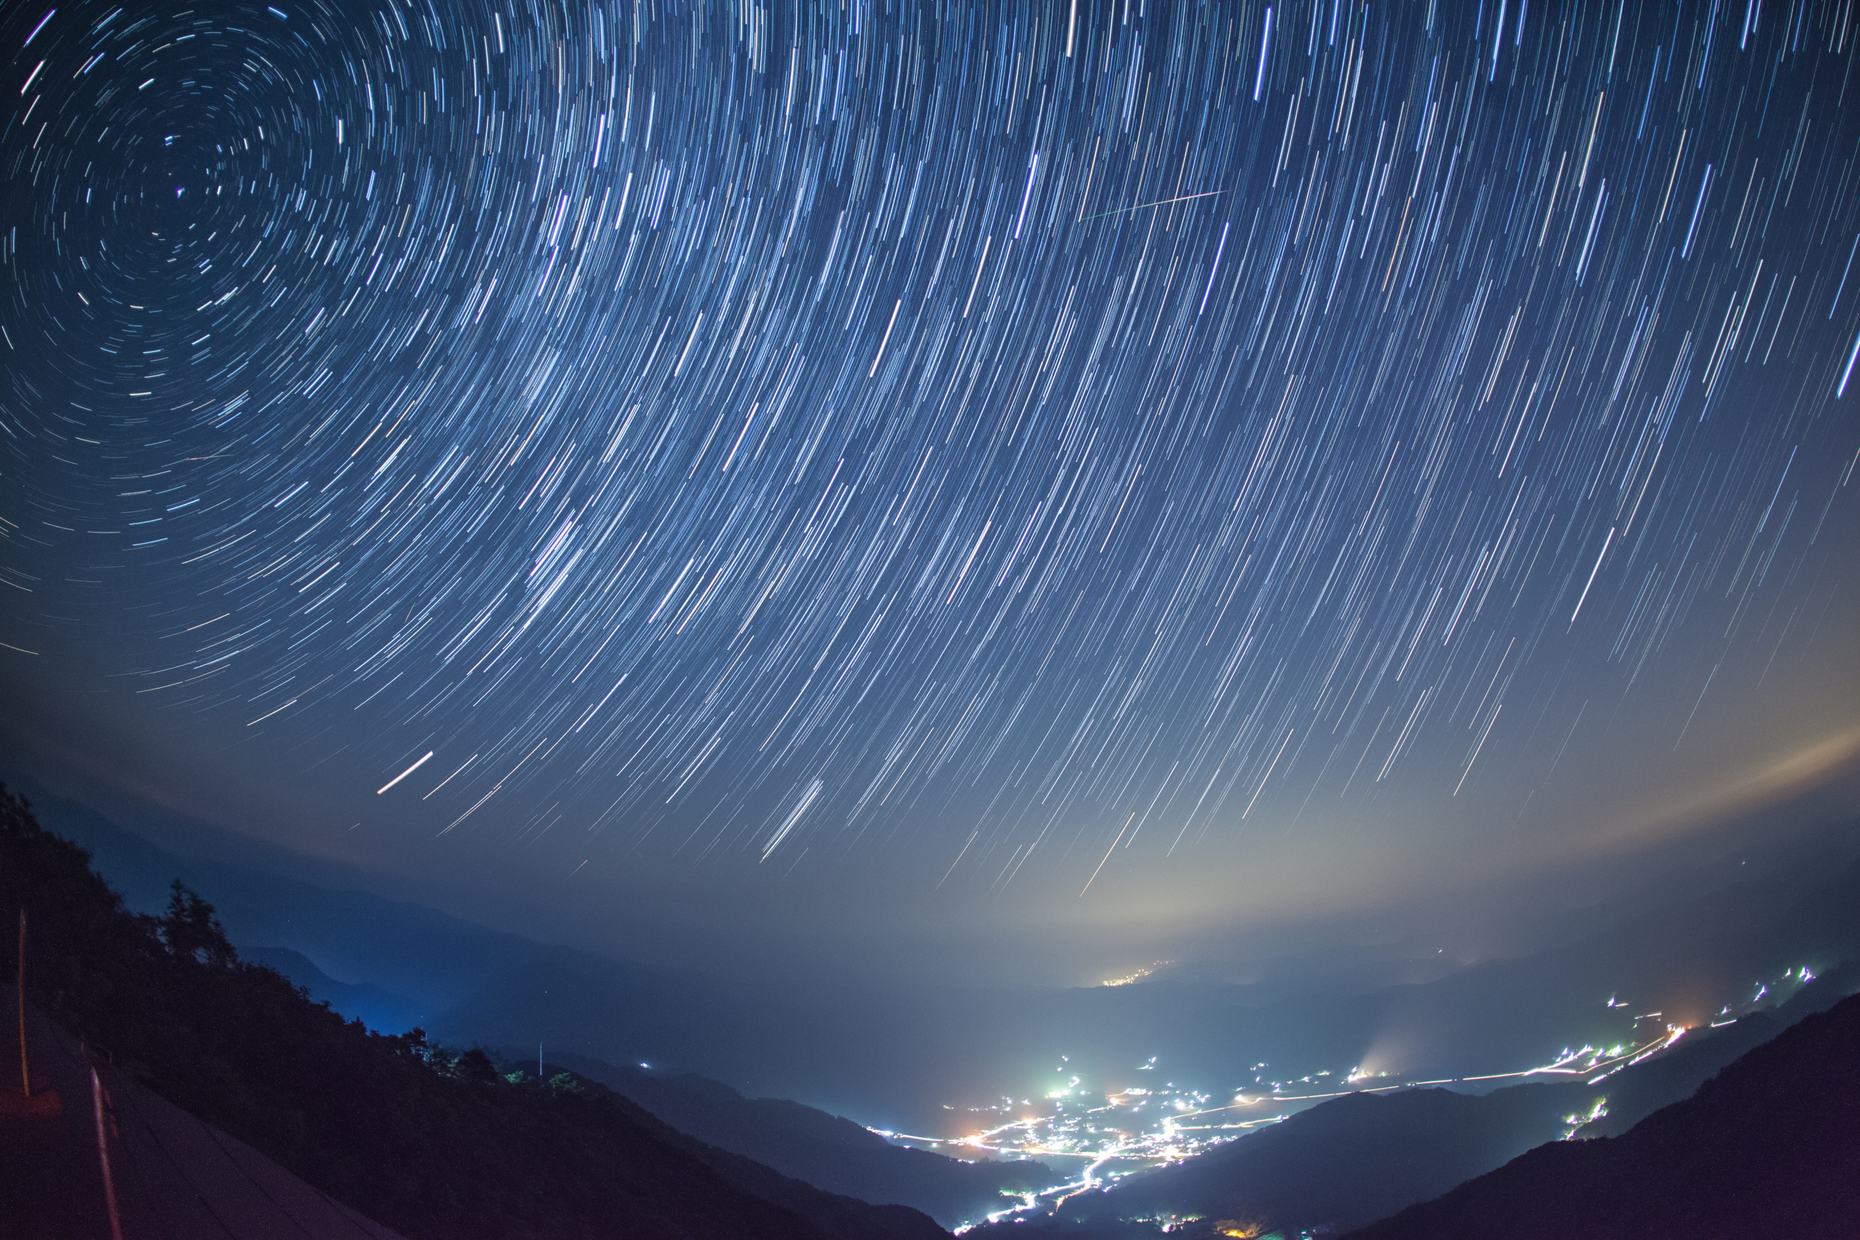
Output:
2,0,1858,913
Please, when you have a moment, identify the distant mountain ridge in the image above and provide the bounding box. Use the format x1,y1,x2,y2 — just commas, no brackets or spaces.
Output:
241,944,421,1030
1050,1082,1581,1236
554,1050,1055,1229
4,775,543,1019
25,768,1860,1119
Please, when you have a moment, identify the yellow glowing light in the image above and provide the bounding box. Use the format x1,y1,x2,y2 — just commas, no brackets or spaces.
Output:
1099,960,1171,987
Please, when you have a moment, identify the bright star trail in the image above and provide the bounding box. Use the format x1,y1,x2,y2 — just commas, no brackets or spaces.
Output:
2,0,1857,914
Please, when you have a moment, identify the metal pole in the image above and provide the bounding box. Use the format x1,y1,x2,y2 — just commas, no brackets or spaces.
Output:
90,1063,126,1240
17,907,28,1100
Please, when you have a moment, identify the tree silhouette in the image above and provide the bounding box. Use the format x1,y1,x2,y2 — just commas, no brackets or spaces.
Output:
455,1046,500,1084
158,879,236,968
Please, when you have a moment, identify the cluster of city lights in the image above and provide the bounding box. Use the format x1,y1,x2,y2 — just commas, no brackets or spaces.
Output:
877,962,1823,1231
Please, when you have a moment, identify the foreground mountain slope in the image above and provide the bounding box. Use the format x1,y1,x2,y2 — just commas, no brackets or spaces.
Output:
6,982,411,1238
558,1051,1055,1228
1571,959,1859,1139
1348,989,1860,1240
0,786,946,1240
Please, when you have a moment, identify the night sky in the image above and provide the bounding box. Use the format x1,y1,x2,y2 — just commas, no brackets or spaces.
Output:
3,0,1858,978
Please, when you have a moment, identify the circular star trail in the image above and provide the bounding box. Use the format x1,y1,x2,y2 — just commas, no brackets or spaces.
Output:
3,0,1858,893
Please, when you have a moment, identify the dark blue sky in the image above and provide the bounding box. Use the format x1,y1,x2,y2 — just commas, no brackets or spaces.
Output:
3,0,1857,980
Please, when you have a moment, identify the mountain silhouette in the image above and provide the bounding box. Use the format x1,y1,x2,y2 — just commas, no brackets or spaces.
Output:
0,785,947,1240
554,1050,1054,1228
1346,987,1860,1239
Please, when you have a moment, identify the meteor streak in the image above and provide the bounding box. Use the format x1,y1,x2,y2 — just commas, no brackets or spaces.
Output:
376,751,435,795
1079,189,1226,221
